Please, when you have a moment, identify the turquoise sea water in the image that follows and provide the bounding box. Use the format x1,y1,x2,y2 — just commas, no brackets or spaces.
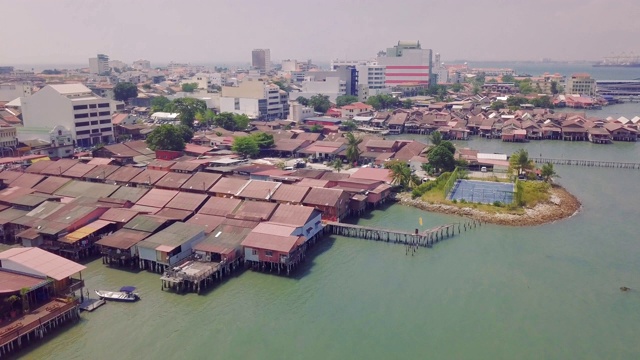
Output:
16,139,640,360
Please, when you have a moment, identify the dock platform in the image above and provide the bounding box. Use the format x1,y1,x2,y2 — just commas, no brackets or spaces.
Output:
79,298,106,312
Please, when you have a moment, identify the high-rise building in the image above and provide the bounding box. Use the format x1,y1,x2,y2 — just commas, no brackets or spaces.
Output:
376,41,432,86
565,73,596,96
132,59,151,70
220,78,288,120
89,54,110,75
252,49,271,72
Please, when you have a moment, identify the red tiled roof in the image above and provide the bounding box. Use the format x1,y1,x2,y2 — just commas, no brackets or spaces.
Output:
135,188,178,208
199,197,242,217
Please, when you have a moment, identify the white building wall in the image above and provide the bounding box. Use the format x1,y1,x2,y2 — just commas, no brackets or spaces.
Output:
220,97,260,118
244,248,259,262
138,246,157,262
0,82,32,102
0,260,46,278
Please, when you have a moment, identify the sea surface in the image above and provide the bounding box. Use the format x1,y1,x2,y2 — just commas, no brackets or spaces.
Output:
15,138,640,359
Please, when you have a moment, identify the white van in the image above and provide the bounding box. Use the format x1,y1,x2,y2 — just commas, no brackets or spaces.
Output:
481,166,487,173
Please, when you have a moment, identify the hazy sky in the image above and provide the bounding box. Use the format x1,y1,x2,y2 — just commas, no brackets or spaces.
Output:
3,0,639,65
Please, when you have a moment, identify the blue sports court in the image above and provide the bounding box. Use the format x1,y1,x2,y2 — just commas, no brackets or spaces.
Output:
448,180,515,204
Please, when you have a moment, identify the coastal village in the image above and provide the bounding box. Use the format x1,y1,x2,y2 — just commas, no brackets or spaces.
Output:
0,40,639,357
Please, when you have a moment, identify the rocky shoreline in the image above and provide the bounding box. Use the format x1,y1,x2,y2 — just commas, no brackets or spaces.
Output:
396,185,582,226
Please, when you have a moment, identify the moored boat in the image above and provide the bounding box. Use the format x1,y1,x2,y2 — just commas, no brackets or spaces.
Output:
95,286,140,302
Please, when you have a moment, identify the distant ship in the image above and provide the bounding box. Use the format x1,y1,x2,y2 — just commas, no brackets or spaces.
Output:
593,53,640,67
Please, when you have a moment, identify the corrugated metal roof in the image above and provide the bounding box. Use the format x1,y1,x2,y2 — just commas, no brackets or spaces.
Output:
25,160,54,174
154,172,193,190
269,204,319,227
99,208,141,224
209,178,250,196
108,186,150,203
4,194,52,208
54,180,119,199
0,170,23,184
165,192,208,212
105,166,144,183
0,186,36,204
0,208,29,225
0,269,48,294
129,169,168,185
138,222,204,249
40,159,79,176
241,231,300,253
154,208,192,221
62,163,96,178
82,164,120,180
180,172,221,192
237,180,281,200
234,201,278,221
95,228,149,250
9,173,46,189
194,224,251,255
123,214,170,233
135,188,178,208
186,214,225,234
303,187,346,207
270,184,310,203
170,161,202,172
0,247,86,281
32,176,72,194
61,219,113,243
199,197,241,216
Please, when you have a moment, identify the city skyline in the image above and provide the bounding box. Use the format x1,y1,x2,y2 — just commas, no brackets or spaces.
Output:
2,0,640,65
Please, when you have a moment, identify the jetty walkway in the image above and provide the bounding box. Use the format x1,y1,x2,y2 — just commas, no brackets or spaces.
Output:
326,220,481,248
532,158,640,169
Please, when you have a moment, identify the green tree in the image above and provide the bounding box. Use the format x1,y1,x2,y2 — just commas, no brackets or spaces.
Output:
385,160,418,190
450,83,463,92
402,99,414,109
232,136,259,158
214,112,249,131
172,98,207,128
531,96,553,109
427,145,456,173
114,82,138,102
310,124,324,133
490,101,506,111
146,124,188,151
345,132,363,165
273,81,291,92
550,81,559,95
341,120,358,131
309,94,331,113
509,149,534,177
151,96,171,113
430,131,443,146
331,158,343,173
251,132,275,149
296,96,310,106
501,74,515,83
507,96,528,107
181,82,199,92
366,94,401,110
541,163,558,183
335,95,359,107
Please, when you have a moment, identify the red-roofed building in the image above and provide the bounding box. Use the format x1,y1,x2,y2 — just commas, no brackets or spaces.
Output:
241,222,306,274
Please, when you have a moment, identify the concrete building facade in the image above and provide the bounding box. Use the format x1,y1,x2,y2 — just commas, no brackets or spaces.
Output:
89,54,110,75
252,49,271,73
21,84,114,147
565,73,597,96
132,59,151,70
377,41,433,86
0,82,32,102
220,79,288,120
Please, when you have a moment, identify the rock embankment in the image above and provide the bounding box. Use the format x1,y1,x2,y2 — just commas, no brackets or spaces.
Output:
397,185,581,226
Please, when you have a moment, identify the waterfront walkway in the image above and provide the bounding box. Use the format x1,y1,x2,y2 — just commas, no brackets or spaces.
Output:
327,220,481,248
532,157,640,169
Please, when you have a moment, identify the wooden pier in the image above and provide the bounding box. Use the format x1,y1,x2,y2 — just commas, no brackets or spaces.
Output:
532,158,640,169
326,220,481,248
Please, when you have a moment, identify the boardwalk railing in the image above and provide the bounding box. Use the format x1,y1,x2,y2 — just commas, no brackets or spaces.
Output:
532,158,640,169
326,220,482,248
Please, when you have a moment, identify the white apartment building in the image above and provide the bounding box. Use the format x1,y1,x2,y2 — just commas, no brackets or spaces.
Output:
291,77,346,103
565,73,596,96
377,41,433,86
0,124,17,149
0,82,32,102
89,54,110,75
331,59,368,71
252,49,272,72
132,59,151,70
220,79,288,120
21,84,114,147
288,102,314,122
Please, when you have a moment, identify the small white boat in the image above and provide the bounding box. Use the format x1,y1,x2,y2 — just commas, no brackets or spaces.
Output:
95,286,139,302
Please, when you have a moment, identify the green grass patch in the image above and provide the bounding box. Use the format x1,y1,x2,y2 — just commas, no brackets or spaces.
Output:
520,181,550,207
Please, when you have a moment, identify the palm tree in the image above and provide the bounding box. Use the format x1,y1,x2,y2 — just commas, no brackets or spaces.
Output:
509,149,534,177
386,160,416,190
345,132,363,165
331,159,343,173
541,163,558,183
430,131,443,146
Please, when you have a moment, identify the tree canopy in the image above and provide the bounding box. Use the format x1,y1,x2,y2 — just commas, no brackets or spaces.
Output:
232,136,259,158
541,163,558,183
385,160,419,190
172,98,207,128
509,149,535,176
341,120,358,131
427,144,456,173
309,94,331,113
214,112,250,131
335,95,359,107
181,82,198,93
114,82,138,102
251,132,275,149
450,83,463,92
296,96,310,106
501,74,515,83
366,94,400,110
146,124,192,151
430,131,443,146
151,96,172,113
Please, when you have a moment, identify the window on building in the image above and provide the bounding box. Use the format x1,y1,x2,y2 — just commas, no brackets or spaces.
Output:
91,121,98,125
91,129,100,133
101,127,112,133
74,113,88,119
75,121,90,127
73,105,88,110
251,249,257,255
76,130,90,135
90,112,97,117
89,104,97,109
99,119,111,124
98,103,110,108
265,250,273,257
99,111,110,116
